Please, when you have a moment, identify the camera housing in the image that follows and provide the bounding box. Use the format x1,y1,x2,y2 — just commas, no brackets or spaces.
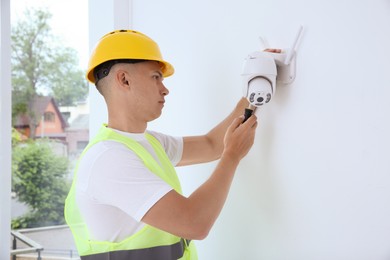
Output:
242,51,277,108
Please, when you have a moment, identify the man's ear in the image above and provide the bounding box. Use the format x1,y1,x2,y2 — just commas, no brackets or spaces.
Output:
115,70,130,89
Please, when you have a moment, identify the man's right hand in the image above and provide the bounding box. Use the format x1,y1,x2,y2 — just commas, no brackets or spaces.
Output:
222,114,257,163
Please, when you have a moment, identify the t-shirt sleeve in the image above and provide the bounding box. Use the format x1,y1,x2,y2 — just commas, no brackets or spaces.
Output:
147,130,183,166
84,141,173,222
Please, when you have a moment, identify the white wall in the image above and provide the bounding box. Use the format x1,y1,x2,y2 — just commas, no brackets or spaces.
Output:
91,0,390,259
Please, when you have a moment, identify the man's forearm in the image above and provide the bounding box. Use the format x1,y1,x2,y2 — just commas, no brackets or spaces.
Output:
178,97,250,166
183,113,257,239
185,155,239,239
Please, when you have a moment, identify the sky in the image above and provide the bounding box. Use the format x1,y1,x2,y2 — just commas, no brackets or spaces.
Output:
11,0,89,69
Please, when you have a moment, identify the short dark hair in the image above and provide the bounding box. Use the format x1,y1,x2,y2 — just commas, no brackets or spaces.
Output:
93,59,147,85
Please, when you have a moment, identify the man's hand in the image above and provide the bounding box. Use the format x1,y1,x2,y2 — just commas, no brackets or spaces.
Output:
264,48,282,53
222,114,258,163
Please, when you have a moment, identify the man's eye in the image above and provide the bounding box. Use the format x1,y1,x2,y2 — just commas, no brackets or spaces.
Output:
153,74,164,81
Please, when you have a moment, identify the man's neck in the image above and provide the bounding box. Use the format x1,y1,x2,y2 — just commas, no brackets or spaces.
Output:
107,117,147,134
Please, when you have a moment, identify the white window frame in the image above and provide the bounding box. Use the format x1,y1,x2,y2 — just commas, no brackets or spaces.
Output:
0,0,11,258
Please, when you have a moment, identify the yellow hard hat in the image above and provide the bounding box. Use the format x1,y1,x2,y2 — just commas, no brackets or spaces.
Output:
86,29,174,83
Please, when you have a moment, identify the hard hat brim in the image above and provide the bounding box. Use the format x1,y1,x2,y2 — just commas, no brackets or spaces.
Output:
86,59,174,84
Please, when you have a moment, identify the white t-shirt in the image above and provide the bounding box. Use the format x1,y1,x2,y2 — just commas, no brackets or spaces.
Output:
75,128,183,242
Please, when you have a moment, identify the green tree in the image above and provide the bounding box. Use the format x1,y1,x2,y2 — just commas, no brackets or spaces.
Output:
11,139,70,229
11,7,87,138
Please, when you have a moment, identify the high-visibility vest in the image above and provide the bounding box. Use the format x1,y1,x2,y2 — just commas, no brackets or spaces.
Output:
65,125,197,259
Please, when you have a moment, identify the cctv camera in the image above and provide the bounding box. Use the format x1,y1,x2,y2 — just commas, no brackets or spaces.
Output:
240,26,303,122
242,51,277,108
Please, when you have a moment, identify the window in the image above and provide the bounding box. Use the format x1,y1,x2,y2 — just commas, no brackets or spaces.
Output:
10,0,88,258
43,112,55,122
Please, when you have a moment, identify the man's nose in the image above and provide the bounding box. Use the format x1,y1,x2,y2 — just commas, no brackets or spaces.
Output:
161,83,169,96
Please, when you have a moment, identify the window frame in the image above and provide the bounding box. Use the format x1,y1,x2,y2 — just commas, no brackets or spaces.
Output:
0,0,12,258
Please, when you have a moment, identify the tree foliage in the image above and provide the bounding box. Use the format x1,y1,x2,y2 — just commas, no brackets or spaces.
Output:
11,7,88,137
11,139,70,229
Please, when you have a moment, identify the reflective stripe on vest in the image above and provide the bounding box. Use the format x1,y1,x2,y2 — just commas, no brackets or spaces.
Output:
81,239,191,260
65,125,197,259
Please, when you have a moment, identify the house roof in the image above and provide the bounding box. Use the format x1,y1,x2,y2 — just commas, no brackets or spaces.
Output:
14,96,68,129
67,114,89,130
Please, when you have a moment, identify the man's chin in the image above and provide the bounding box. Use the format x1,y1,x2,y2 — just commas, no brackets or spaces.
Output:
147,111,162,123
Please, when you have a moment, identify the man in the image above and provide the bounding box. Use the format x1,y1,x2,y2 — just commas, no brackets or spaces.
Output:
65,29,258,259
